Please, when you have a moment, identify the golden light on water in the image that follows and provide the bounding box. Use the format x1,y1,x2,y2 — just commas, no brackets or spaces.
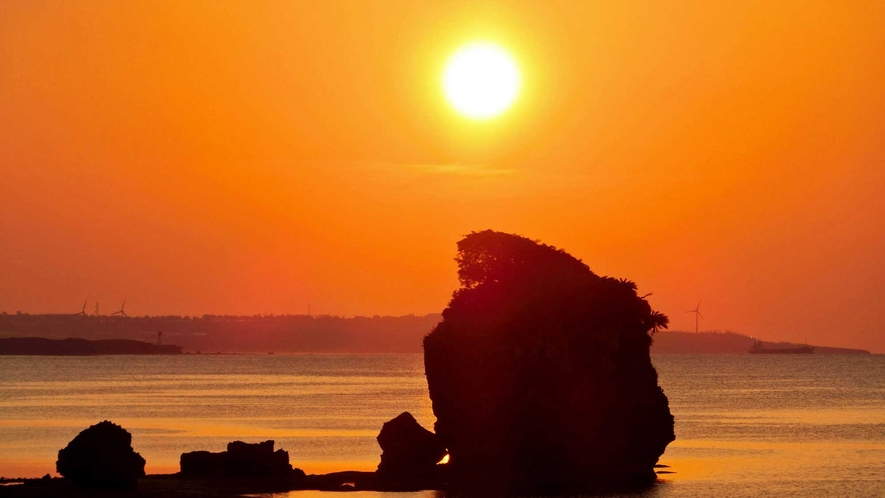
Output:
443,42,520,119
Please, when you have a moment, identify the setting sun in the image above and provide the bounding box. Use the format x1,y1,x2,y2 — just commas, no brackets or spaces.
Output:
443,42,521,119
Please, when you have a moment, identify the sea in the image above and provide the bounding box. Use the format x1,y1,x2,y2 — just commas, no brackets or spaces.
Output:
0,354,883,497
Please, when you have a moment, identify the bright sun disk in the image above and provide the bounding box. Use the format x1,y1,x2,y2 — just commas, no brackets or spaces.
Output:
443,43,520,119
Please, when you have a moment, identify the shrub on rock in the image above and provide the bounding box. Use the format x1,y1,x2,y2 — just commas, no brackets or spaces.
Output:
56,420,146,489
376,412,447,482
423,230,675,494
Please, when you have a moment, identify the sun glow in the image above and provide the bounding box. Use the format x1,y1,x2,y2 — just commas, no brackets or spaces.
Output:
443,43,521,119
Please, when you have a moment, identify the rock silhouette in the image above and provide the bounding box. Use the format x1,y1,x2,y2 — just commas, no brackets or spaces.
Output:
424,230,675,494
376,412,447,484
56,420,146,489
180,440,295,478
179,450,225,476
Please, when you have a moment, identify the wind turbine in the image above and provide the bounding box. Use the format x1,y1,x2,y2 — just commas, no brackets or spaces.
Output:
75,300,88,316
111,300,127,317
686,300,703,333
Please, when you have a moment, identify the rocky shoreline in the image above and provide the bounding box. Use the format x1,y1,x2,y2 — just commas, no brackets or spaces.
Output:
2,467,672,498
0,471,442,497
0,415,672,497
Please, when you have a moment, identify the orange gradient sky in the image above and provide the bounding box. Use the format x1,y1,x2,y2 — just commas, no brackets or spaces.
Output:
1,1,883,351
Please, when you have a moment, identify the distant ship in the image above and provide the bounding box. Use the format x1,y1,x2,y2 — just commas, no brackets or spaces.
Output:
748,339,814,354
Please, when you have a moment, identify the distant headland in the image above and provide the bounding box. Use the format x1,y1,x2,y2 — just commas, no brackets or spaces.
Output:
0,337,182,355
651,330,870,355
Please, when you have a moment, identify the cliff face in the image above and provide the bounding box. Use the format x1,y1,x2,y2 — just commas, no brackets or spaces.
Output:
423,231,674,494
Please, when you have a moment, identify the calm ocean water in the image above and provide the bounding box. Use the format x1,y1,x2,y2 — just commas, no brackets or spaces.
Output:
0,354,883,497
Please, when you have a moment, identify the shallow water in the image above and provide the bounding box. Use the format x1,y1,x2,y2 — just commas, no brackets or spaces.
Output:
0,354,883,497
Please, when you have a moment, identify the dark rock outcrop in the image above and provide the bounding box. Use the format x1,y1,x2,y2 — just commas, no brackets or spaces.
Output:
376,412,447,484
226,440,292,477
180,440,294,478
56,420,146,489
423,230,675,494
179,450,226,476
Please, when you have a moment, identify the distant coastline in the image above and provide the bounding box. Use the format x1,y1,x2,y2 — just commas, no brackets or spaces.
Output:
0,313,441,354
651,331,870,355
0,337,182,355
0,313,871,355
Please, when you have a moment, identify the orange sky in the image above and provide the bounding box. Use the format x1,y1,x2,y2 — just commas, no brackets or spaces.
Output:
1,1,883,352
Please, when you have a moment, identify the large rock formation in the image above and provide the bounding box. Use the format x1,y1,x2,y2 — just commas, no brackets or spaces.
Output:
56,420,146,489
376,412,447,483
180,440,294,478
423,231,675,494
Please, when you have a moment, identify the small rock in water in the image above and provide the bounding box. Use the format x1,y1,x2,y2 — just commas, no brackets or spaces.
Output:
376,412,447,482
180,440,295,478
180,450,226,476
226,440,292,477
56,420,146,489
